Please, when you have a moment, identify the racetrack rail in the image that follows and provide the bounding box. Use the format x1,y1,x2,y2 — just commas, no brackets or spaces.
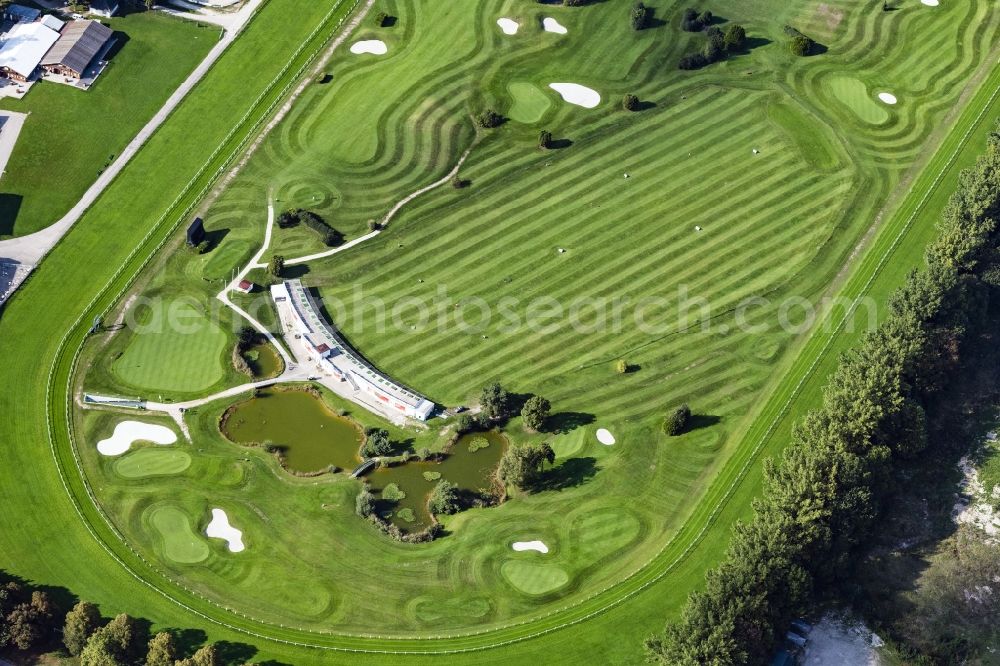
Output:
42,11,1000,657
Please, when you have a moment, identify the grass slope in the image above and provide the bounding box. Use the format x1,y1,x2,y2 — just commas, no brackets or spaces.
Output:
0,0,998,664
0,11,215,238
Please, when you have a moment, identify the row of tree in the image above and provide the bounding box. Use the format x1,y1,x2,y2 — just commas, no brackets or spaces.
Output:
679,23,747,70
647,121,1000,663
0,574,235,666
277,208,343,247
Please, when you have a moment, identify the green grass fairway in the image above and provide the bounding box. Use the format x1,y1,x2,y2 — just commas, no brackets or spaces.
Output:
1,0,1000,662
114,448,191,478
828,74,890,124
148,505,209,564
0,12,214,238
501,560,570,595
112,298,228,393
507,81,552,123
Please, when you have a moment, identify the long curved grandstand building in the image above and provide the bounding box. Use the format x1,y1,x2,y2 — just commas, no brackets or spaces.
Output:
271,279,435,421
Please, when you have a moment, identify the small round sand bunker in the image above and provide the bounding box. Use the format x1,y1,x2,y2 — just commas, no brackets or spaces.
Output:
497,18,519,35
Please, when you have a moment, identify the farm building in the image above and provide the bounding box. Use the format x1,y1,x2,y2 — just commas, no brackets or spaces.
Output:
40,20,113,80
0,22,60,82
271,280,436,421
89,0,120,18
40,15,65,32
2,5,40,24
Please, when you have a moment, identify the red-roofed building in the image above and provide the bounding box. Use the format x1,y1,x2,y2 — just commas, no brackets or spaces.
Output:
235,280,253,294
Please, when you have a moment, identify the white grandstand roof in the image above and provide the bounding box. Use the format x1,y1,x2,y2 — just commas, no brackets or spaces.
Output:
0,22,60,79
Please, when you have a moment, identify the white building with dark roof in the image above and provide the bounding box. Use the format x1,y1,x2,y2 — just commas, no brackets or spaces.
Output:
271,279,436,421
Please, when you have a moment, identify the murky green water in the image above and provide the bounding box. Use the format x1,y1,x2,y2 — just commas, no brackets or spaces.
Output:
221,389,362,472
370,431,507,531
243,341,283,379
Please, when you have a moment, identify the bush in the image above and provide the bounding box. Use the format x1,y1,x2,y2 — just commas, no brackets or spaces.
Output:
615,359,630,374
663,404,691,435
623,93,640,111
451,175,468,189
355,487,375,517
467,436,490,453
429,480,460,515
477,109,504,129
361,427,393,458
396,507,416,523
267,254,284,277
422,470,442,482
789,34,815,56
367,219,381,232
538,129,553,150
521,395,551,431
279,208,342,247
630,2,652,30
374,10,388,26
678,52,708,70
724,23,746,50
456,412,484,434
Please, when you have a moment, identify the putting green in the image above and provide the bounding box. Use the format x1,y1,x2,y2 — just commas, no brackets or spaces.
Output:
507,81,552,124
828,75,890,124
500,560,570,595
112,298,228,393
148,505,210,564
114,448,192,479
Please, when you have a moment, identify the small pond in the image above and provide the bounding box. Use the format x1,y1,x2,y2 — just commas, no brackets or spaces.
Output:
369,430,508,531
242,341,284,379
221,389,362,472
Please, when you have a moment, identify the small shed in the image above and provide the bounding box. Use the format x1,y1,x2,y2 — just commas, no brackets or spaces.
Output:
235,280,254,294
41,15,65,32
186,217,205,246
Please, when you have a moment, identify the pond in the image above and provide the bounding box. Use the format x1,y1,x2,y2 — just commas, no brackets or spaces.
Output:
242,341,284,379
369,430,508,531
221,389,362,473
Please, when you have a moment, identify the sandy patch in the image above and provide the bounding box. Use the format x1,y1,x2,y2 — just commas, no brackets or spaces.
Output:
512,540,549,553
206,508,245,552
814,3,844,32
97,421,177,456
953,456,1000,541
350,40,387,55
497,17,519,35
543,17,567,34
596,428,615,446
549,83,600,109
921,0,939,5
877,92,897,105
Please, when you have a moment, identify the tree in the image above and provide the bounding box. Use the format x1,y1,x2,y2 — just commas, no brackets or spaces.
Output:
456,412,483,434
102,613,141,665
680,8,701,31
703,34,725,63
191,644,221,666
521,396,551,431
723,23,746,50
476,109,503,129
538,129,553,150
498,443,555,490
236,325,257,350
145,631,177,666
267,254,284,277
361,427,392,457
6,591,54,650
663,404,691,435
428,480,460,515
64,600,102,656
622,94,640,111
480,382,510,420
80,630,123,666
630,2,651,30
374,11,388,26
355,487,375,517
678,52,707,70
789,35,814,56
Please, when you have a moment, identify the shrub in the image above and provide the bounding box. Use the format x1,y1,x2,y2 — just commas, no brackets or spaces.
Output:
396,507,416,523
724,23,746,50
630,2,652,30
521,395,551,431
279,208,342,247
678,52,708,70
456,412,483,433
417,447,432,460
429,480,461,515
477,109,504,129
422,471,442,482
663,404,691,435
361,428,393,457
623,93,640,111
538,129,553,150
789,34,815,56
382,483,406,501
367,219,381,232
451,175,468,189
374,10,388,26
267,254,284,277
355,487,375,517
615,359,630,374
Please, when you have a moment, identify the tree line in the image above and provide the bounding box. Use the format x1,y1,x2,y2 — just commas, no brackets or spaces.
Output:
647,121,1000,664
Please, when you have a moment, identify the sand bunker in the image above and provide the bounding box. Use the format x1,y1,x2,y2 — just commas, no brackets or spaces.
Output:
512,540,549,554
596,428,616,446
878,92,897,105
97,421,176,456
549,83,600,109
543,17,567,34
921,0,938,5
205,508,245,552
497,18,519,35
350,40,387,55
